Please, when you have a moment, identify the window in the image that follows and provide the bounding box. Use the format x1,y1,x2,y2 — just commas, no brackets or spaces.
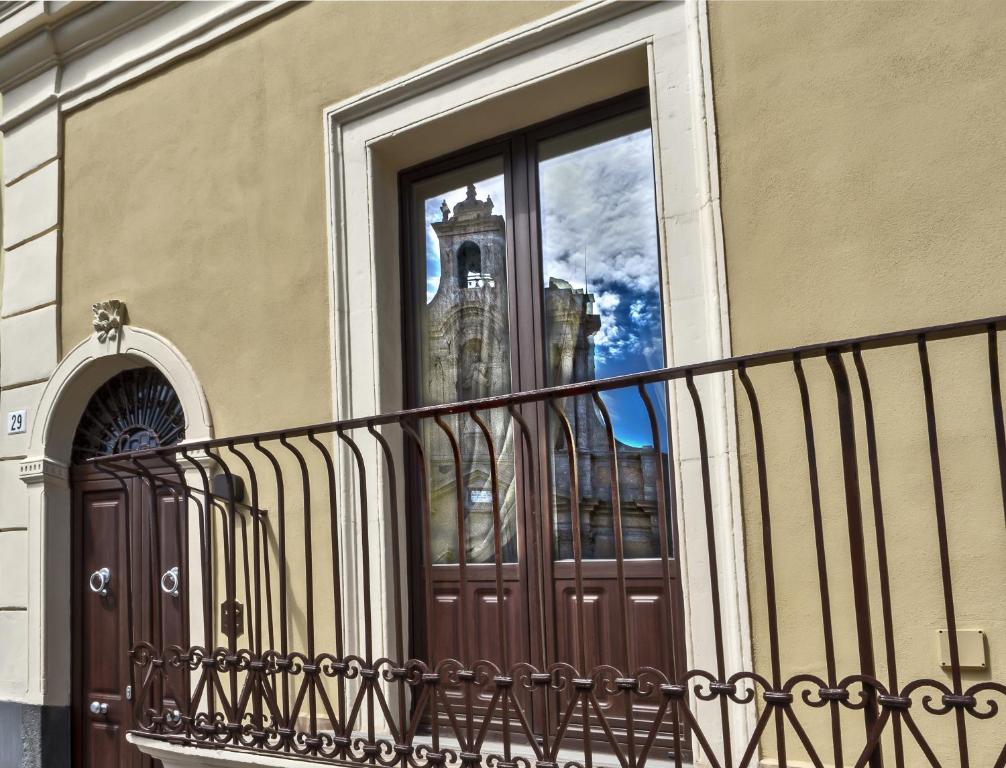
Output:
400,88,685,748
402,90,670,562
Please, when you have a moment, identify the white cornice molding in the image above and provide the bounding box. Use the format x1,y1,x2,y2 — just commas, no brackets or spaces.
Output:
0,0,292,132
0,2,82,55
0,2,170,94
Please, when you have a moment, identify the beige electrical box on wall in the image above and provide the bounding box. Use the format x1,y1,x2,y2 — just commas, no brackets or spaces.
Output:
937,629,987,669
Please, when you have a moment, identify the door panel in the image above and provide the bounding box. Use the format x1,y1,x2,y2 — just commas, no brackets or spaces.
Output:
406,152,537,732
552,571,685,746
534,101,687,752
149,483,188,721
74,482,139,768
431,564,532,718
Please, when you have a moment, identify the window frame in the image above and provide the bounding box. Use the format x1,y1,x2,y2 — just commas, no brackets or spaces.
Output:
327,6,750,750
397,88,674,671
397,87,654,409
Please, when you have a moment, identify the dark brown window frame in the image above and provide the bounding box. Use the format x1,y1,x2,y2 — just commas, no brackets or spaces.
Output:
398,87,653,406
396,88,681,678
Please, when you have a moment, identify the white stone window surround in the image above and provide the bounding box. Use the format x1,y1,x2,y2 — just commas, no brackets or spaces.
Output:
323,1,752,762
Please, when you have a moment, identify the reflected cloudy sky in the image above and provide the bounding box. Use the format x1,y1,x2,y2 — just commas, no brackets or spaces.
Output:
421,125,665,447
539,127,663,373
539,125,666,446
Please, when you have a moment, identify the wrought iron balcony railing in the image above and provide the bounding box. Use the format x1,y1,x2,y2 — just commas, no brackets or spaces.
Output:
92,315,1006,768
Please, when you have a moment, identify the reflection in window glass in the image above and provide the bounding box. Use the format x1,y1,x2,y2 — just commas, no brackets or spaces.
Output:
411,159,516,565
538,109,671,560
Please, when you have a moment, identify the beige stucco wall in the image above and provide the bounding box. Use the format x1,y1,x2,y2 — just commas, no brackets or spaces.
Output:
711,0,1006,346
60,0,569,438
709,1,1006,764
54,0,1006,762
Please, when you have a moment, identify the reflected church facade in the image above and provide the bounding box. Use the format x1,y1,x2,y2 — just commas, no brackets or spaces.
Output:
423,185,665,564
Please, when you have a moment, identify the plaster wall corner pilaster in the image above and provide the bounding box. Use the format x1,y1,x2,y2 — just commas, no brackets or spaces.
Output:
0,81,62,709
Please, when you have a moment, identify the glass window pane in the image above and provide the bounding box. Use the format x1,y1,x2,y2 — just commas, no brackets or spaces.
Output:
538,109,671,561
410,158,517,565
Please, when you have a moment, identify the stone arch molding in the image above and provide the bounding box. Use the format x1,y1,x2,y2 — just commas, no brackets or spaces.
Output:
15,321,212,707
24,323,213,472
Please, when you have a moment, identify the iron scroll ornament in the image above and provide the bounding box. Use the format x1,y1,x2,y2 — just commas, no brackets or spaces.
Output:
72,367,185,465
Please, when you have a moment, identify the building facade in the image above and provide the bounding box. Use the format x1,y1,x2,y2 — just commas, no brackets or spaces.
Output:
0,2,1002,767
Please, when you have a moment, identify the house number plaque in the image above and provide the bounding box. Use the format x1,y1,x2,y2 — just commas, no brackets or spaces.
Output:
6,410,26,435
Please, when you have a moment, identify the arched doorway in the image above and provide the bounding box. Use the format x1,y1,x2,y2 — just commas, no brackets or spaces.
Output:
70,367,187,768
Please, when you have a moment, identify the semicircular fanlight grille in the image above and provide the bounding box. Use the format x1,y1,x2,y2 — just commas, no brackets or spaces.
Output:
72,367,185,465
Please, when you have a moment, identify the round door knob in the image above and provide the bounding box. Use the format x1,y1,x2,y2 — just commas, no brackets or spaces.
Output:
89,700,108,716
88,567,111,597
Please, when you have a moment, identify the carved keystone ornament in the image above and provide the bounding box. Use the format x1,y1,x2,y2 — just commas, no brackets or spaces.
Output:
92,300,126,342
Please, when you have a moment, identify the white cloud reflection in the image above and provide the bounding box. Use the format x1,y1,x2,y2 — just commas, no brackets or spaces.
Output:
539,128,663,373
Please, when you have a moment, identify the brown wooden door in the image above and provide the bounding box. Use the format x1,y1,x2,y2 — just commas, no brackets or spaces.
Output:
73,472,142,768
400,92,689,756
73,468,188,768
